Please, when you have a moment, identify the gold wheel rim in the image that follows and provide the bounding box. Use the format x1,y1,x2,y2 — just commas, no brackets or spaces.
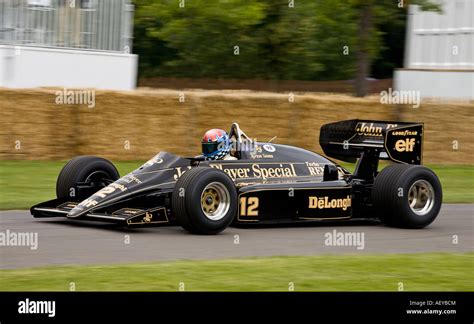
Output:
200,182,230,221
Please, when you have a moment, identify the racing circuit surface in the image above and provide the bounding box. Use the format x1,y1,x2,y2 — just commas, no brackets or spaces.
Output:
1,204,472,269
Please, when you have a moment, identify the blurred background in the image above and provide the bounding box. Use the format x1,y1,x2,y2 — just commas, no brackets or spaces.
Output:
1,0,472,95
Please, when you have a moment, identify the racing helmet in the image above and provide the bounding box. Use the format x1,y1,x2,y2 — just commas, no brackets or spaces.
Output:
201,129,231,160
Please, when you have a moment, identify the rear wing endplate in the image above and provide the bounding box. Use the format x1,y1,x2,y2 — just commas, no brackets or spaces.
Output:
319,120,423,164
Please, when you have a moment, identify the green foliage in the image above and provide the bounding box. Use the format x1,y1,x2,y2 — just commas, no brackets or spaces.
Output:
411,0,442,12
133,0,441,81
135,0,266,78
135,0,358,80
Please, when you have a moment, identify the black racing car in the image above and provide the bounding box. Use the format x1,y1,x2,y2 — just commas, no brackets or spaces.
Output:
31,120,442,234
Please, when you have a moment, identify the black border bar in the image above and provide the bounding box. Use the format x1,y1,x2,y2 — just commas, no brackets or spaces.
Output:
1,292,472,321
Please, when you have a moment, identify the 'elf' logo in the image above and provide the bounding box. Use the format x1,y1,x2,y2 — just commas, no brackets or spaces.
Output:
395,138,416,152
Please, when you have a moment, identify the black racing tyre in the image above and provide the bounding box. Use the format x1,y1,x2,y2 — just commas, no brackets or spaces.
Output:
372,164,442,228
171,167,237,234
56,156,120,199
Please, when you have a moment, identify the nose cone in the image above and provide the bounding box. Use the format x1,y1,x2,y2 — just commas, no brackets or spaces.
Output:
67,181,128,218
68,198,97,218
67,175,148,218
67,152,192,218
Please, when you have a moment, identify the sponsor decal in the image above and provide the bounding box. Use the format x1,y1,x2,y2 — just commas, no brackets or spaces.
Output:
384,124,423,164
394,138,416,152
143,212,153,223
57,202,78,210
75,183,128,210
250,145,274,159
263,144,276,153
308,195,352,211
305,162,324,175
18,298,55,318
173,166,193,181
77,198,98,209
391,129,418,136
210,163,297,181
250,152,274,159
122,174,142,185
251,164,297,180
112,208,144,216
127,207,168,225
355,122,398,137
94,182,127,198
142,155,164,168
355,122,383,136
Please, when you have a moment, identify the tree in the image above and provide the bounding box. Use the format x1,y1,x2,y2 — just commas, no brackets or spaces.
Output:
135,0,265,79
254,1,357,81
135,0,358,81
352,0,441,97
354,2,374,97
133,0,441,94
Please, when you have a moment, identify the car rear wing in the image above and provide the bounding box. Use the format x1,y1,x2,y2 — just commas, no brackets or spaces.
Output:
319,120,423,164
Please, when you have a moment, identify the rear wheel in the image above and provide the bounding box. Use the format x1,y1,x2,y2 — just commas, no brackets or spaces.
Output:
171,167,237,234
56,156,120,199
372,165,442,228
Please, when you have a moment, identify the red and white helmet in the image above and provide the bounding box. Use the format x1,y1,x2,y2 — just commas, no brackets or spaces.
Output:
201,129,231,160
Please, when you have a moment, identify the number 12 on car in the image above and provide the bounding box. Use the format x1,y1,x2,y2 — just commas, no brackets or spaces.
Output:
239,197,259,217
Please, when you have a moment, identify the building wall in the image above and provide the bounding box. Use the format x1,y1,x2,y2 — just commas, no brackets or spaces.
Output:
0,45,137,90
395,0,474,99
394,69,473,100
404,0,473,69
0,0,137,90
0,0,134,52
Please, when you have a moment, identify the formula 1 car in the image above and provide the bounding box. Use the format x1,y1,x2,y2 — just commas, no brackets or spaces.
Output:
31,120,442,234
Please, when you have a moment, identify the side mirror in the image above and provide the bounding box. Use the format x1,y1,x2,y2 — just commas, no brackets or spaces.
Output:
323,164,339,181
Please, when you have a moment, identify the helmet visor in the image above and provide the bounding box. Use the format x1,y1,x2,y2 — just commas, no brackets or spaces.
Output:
202,142,219,156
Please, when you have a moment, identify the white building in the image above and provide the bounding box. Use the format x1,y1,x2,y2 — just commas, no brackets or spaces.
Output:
394,0,473,100
0,0,137,90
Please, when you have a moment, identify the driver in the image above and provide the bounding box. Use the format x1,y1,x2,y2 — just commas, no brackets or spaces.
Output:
201,129,237,160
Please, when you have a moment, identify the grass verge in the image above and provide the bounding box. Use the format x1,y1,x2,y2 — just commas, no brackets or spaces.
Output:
0,253,472,291
0,160,472,210
0,160,142,210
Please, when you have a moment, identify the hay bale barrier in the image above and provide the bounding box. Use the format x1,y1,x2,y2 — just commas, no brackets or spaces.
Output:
0,88,472,164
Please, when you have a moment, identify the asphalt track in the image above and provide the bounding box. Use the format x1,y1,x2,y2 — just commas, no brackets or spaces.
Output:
0,204,472,269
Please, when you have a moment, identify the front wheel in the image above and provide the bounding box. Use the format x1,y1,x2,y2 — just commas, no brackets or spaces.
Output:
56,156,120,199
372,165,442,228
171,167,237,234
